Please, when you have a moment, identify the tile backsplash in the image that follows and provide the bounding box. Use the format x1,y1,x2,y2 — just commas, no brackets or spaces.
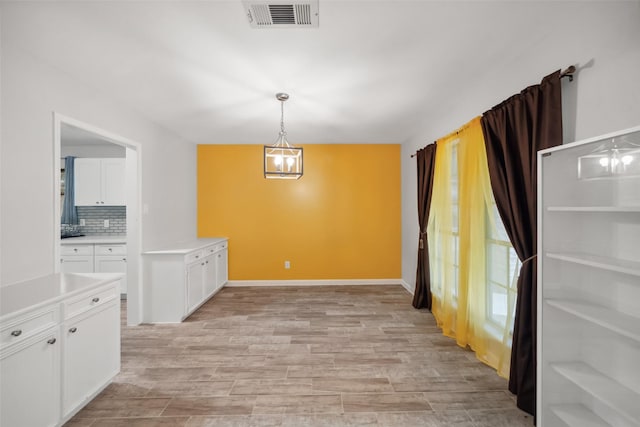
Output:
76,206,126,235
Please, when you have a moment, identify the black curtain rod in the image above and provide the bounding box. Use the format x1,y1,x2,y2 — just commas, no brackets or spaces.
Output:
410,65,576,158
560,65,576,82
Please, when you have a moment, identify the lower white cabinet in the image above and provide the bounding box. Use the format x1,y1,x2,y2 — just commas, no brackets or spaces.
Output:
63,286,120,417
187,258,205,313
61,244,95,273
61,242,127,294
1,326,60,427
95,244,127,294
0,274,121,427
143,238,228,323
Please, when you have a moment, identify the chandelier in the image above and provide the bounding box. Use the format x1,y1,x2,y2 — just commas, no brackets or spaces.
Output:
578,137,640,179
264,93,303,179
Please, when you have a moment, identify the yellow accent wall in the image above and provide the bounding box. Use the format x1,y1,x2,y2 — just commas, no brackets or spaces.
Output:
197,144,401,281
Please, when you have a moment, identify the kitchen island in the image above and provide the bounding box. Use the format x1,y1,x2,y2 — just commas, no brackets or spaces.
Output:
1,273,122,426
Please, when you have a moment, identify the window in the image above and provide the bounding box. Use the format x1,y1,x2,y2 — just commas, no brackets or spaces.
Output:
486,201,520,336
427,116,517,377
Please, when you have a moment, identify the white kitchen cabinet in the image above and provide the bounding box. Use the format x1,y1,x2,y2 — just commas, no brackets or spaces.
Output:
0,273,121,427
95,244,127,294
61,241,127,295
186,257,205,313
63,284,120,418
143,238,228,323
1,306,60,427
203,254,217,297
215,246,229,290
537,126,640,426
61,243,95,273
74,158,126,206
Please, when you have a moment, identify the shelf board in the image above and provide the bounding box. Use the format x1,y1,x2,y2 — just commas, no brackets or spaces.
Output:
547,206,640,212
546,252,640,277
551,362,640,425
550,404,610,427
546,299,640,342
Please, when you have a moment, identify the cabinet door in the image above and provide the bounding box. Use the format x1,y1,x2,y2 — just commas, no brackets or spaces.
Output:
74,158,102,206
95,256,128,294
203,255,216,297
61,255,95,273
1,329,60,427
186,261,204,313
63,301,120,417
215,248,228,290
101,159,126,206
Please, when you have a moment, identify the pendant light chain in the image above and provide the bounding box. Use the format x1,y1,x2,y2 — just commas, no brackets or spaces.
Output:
280,99,287,143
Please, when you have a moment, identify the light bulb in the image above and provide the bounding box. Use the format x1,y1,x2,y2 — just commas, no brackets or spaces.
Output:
599,158,609,167
622,155,633,166
273,155,283,171
286,157,294,171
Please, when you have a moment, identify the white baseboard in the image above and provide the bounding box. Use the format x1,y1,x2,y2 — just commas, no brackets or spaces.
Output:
400,279,414,295
226,279,404,287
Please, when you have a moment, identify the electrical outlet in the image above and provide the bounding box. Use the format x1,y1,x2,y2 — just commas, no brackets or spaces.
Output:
284,260,290,269
103,219,109,228
79,219,85,226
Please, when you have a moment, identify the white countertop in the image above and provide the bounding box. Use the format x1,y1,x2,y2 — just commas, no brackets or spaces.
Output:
60,235,127,245
143,238,227,255
1,273,123,318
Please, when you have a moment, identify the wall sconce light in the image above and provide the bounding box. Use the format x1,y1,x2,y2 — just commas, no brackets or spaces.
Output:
264,92,303,179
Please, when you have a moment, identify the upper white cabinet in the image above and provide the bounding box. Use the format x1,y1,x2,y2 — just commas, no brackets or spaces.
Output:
143,239,228,323
74,158,126,206
538,126,640,427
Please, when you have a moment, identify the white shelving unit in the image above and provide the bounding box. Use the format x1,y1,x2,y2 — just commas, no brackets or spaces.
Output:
538,126,640,427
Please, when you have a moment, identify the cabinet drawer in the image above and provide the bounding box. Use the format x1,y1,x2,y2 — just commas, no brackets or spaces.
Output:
61,245,94,256
184,250,204,265
64,284,119,320
95,244,126,256
0,305,59,347
204,241,228,255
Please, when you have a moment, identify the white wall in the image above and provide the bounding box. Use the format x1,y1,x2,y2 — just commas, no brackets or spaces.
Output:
401,2,640,289
1,15,197,285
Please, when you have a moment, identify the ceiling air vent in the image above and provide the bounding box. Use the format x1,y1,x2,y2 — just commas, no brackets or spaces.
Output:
242,0,319,28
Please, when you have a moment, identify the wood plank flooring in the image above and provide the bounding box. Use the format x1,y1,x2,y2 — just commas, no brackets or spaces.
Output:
65,285,533,426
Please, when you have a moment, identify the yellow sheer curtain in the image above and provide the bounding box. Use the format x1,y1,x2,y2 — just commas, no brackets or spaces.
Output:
428,116,512,378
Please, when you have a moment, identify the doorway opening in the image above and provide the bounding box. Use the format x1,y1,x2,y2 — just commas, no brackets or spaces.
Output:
53,113,143,325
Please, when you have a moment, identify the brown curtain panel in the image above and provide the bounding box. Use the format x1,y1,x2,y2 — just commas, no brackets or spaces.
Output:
480,70,562,416
412,143,437,310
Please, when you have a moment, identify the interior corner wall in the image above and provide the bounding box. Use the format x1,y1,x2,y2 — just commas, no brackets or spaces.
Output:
197,144,402,281
0,13,197,285
400,1,640,289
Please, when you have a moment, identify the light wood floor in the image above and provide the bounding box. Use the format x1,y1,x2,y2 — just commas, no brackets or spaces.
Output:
66,285,533,426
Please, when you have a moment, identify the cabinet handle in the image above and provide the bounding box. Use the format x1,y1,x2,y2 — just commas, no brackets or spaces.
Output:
218,255,221,258
92,297,100,303
96,201,100,204
74,248,78,252
10,330,22,337
61,259,64,263
122,258,127,262
195,255,199,259
108,248,113,252
101,201,105,204
69,327,78,333
47,338,56,345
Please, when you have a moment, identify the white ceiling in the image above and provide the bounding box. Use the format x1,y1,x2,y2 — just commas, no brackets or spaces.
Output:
4,1,576,145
